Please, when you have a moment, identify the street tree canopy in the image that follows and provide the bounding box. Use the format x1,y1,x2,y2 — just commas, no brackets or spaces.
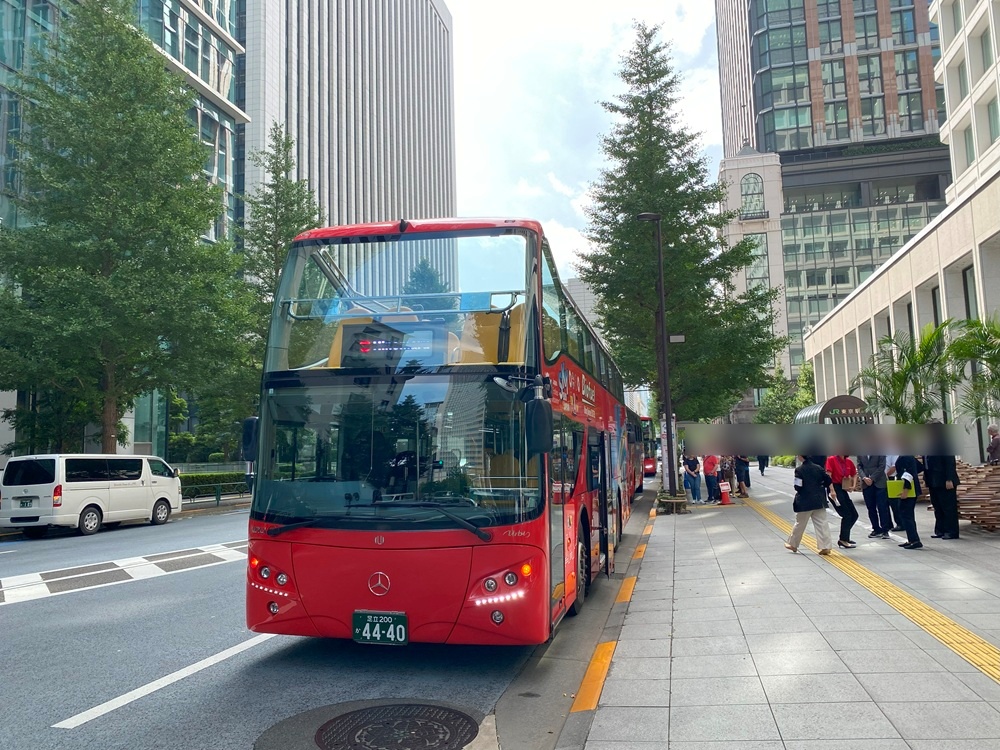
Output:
0,0,252,453
578,23,784,422
754,364,816,424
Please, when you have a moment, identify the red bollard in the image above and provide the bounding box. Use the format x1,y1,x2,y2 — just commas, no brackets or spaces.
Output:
719,481,733,506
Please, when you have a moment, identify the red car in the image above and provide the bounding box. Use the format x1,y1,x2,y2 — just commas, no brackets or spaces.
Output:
643,457,657,476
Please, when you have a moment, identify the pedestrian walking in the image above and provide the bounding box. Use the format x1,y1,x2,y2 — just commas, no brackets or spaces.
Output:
857,454,892,538
785,455,833,555
987,424,1000,465
924,440,961,540
758,455,769,475
825,454,859,548
683,453,702,504
895,454,925,549
703,454,720,503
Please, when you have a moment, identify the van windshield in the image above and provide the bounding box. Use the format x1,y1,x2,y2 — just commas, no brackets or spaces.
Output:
2,459,56,485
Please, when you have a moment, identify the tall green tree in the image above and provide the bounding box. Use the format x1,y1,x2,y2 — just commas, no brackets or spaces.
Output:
402,258,455,312
0,0,251,452
578,23,783,421
754,368,797,424
852,322,958,423
948,315,1000,421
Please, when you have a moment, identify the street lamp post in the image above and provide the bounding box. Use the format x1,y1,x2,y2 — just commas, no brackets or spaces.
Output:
637,212,679,496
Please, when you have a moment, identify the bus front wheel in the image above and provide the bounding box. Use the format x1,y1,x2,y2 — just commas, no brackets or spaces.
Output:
568,534,588,616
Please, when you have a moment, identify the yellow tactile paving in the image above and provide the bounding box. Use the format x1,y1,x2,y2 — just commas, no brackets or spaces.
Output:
643,524,653,536
570,641,617,712
743,495,1000,683
616,575,637,604
648,508,657,519
632,543,646,560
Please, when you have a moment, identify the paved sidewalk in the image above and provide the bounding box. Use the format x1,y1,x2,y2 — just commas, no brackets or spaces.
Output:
573,467,1000,749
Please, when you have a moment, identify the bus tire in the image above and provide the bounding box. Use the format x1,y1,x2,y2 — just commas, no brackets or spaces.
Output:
151,499,171,525
22,526,48,539
568,533,588,617
78,506,103,536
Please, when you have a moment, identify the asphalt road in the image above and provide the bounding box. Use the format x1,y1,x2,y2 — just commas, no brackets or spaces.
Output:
1,496,652,750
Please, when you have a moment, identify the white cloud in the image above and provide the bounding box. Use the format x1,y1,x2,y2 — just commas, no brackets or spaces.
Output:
530,149,552,163
540,220,596,279
546,172,576,197
514,179,546,198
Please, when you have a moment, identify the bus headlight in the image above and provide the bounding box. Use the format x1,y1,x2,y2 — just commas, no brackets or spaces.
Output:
503,572,518,586
484,577,498,592
268,601,279,614
260,566,271,579
491,610,504,624
276,573,288,586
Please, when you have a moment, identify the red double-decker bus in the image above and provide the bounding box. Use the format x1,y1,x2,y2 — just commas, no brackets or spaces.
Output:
244,218,643,645
639,415,658,477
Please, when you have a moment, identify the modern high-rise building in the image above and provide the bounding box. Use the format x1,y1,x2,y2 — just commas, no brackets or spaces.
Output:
716,0,955,420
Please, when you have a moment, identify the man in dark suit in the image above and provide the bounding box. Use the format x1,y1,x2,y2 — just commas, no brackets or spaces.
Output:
924,452,961,539
895,455,925,549
857,454,891,538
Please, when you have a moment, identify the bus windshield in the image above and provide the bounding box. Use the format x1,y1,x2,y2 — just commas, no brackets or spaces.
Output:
251,375,544,530
267,229,531,372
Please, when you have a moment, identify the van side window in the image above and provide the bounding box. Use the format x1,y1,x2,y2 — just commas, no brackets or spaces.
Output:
65,458,110,482
148,459,173,477
109,458,143,480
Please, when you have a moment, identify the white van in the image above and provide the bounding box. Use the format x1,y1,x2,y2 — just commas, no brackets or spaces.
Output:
0,454,182,538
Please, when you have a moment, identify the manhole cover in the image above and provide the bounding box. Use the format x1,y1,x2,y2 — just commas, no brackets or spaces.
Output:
314,703,479,750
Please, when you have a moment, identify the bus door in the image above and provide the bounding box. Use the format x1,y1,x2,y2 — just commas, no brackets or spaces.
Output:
588,431,612,577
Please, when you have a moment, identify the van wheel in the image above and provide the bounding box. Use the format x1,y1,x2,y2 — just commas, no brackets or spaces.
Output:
151,500,171,525
22,526,48,539
568,534,589,617
78,506,102,535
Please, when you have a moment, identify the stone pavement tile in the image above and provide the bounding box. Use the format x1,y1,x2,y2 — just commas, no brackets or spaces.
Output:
941,599,1000,614
668,704,780,741
627,598,675,612
613,639,672,659
739,616,816,634
728,592,800,608
782,577,854,593
670,618,745,639
917,588,1000,602
635,579,674,592
668,676,767,706
673,583,730,598
925,648,983,673
958,612,1000,628
670,635,749,657
620,623,675,641
598,678,671,707
809,614,897,632
630,588,673,602
760,673,870,703
672,596,733,611
747,631,831,652
672,607,737,623
796,601,879,617
955,672,1000,701
608,656,671,681
583,743,667,749
908,741,1000,750
586,707,670,743
856,672,981,702
772,702,901,740
877,700,1000,739
823,630,920,651
752,649,850,675
672,570,725,582
735,603,806,619
670,654,757,679
878,614,922,631
783,741,909,750
792,589,867,604
666,742,783,750
836,648,947,673
902,628,954,650
624,610,673,626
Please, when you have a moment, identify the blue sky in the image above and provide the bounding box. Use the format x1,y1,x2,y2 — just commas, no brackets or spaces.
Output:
447,0,724,279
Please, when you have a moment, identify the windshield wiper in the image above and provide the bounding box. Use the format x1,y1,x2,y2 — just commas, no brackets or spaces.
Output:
265,513,353,537
373,501,492,542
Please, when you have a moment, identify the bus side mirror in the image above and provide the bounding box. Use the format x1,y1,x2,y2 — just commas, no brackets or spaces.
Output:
242,417,259,461
526,399,553,456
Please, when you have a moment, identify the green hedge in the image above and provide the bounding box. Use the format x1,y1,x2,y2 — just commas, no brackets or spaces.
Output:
179,471,249,499
772,455,796,467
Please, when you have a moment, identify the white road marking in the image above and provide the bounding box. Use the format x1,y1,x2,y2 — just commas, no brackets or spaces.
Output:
52,634,276,729
0,549,16,554
2,582,49,603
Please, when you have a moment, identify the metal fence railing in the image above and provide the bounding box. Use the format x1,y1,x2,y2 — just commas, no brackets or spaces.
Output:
181,481,250,505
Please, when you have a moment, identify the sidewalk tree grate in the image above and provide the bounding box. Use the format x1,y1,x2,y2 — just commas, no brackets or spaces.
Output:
314,703,478,750
743,495,1000,684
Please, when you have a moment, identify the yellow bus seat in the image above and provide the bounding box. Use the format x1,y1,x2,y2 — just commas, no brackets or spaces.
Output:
457,304,525,364
327,307,421,367
489,452,520,489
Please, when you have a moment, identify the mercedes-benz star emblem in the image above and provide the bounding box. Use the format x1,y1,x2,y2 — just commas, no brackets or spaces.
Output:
368,571,390,596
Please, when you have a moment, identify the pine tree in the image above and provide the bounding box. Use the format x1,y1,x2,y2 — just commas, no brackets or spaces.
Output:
0,0,252,452
578,23,783,421
402,258,455,313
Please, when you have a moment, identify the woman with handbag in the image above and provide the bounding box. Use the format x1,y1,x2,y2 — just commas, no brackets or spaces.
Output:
825,454,860,548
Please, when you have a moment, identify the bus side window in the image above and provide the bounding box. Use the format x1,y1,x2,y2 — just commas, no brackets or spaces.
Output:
540,244,564,362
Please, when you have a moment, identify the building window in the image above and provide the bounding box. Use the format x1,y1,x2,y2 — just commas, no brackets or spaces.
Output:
817,0,841,18
891,10,916,45
758,0,806,26
963,265,979,319
832,268,851,285
763,105,813,151
741,173,766,216
855,14,880,51
745,233,770,288
951,1,963,37
822,60,847,99
958,59,969,99
806,269,828,287
931,286,942,326
819,19,844,55
858,265,875,282
761,64,810,107
982,30,994,71
937,86,947,126
858,55,883,96
860,96,886,136
853,0,877,12
760,25,808,67
895,50,920,91
825,101,850,140
785,270,802,288
898,92,923,131
988,98,1000,144
964,126,976,168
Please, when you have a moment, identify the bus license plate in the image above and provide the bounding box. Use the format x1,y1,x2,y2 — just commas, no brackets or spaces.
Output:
352,611,408,645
